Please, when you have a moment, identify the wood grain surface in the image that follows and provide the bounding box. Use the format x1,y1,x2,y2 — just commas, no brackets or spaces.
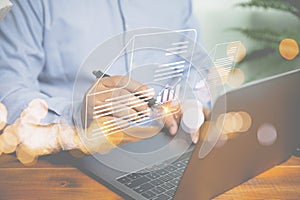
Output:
0,152,300,200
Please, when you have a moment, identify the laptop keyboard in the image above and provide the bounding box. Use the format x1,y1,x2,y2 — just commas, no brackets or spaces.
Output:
116,152,191,200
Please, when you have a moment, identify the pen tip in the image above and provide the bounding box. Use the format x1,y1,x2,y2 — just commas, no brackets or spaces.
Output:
148,98,157,107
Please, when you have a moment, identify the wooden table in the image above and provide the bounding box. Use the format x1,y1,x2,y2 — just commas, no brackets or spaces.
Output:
1,152,300,200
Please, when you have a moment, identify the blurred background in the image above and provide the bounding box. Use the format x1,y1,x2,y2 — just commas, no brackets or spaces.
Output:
194,0,300,83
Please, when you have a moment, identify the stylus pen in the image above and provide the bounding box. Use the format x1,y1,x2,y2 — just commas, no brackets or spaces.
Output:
92,70,158,108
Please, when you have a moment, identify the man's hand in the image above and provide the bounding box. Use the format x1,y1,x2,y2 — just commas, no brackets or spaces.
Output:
164,101,210,144
81,75,209,150
161,102,181,135
82,76,155,127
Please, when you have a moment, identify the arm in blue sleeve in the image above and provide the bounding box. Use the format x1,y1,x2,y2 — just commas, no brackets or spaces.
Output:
0,0,77,125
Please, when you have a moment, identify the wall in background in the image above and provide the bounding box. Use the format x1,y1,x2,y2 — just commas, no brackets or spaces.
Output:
193,0,300,82
193,0,252,50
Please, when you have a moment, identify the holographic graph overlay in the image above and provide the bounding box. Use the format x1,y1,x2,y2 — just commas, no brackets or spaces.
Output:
129,29,196,100
154,60,186,83
74,28,245,172
227,42,247,63
190,41,243,111
155,83,181,106
81,38,244,171
90,88,155,138
84,29,197,142
196,41,244,159
207,41,242,89
73,28,204,172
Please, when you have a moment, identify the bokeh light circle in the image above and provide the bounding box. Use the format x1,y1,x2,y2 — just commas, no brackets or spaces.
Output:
257,123,277,146
0,102,8,131
227,42,247,63
279,38,299,61
227,68,245,88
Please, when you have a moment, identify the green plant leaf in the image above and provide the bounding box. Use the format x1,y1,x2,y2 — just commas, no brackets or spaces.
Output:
242,47,276,62
231,27,300,49
236,0,300,18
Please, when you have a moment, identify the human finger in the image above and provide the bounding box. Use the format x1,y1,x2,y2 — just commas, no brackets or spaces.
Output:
164,114,179,135
101,76,155,98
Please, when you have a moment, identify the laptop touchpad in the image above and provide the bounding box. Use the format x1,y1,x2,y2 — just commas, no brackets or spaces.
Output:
93,129,192,172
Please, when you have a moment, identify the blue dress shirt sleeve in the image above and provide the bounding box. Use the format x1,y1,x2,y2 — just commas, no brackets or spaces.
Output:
0,0,74,124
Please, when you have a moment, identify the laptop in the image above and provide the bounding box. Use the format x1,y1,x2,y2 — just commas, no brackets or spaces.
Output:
76,68,300,200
